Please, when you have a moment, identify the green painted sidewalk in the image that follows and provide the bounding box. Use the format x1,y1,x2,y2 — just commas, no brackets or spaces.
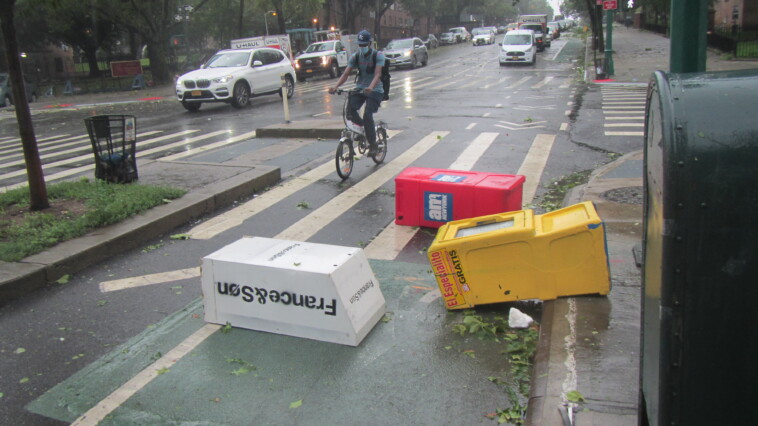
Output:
29,260,535,425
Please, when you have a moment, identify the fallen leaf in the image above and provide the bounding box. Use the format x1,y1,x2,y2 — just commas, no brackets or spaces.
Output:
57,275,70,284
566,390,585,402
289,399,303,409
170,233,190,240
14,348,26,354
156,367,169,375
19,377,29,384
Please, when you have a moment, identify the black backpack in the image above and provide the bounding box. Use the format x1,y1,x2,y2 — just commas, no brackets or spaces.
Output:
357,50,391,101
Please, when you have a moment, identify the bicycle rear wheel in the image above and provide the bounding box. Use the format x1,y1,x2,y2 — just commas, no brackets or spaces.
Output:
335,138,354,180
372,126,388,164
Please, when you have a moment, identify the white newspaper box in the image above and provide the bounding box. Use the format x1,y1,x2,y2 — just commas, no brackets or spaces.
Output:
201,237,386,346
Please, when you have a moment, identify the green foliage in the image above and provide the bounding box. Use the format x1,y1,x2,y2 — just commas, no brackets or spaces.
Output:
0,179,185,262
535,170,592,213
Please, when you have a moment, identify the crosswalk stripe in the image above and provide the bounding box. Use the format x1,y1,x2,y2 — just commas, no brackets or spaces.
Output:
517,134,556,204
605,123,644,127
531,76,554,89
605,131,644,136
158,130,253,161
0,130,199,184
276,131,447,242
605,116,644,120
100,268,200,292
0,132,163,169
0,133,72,149
507,76,531,89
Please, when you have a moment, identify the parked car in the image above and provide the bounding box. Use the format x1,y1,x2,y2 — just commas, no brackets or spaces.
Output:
423,34,439,49
471,27,496,46
294,40,349,82
497,25,507,34
547,22,561,39
439,32,456,45
499,30,537,66
0,72,37,107
175,47,295,112
383,37,429,69
449,27,471,43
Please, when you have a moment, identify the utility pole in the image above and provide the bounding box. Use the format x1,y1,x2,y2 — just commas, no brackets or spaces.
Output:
670,0,707,73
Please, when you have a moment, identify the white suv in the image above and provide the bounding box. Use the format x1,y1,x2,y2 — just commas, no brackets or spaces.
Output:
176,47,296,112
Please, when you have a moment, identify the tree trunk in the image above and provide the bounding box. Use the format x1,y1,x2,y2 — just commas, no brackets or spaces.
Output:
0,0,48,210
147,40,170,85
84,47,101,78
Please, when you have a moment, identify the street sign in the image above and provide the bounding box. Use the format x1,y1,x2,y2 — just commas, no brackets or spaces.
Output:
603,0,618,10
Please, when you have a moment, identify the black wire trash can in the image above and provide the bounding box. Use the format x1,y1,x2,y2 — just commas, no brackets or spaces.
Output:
84,115,138,183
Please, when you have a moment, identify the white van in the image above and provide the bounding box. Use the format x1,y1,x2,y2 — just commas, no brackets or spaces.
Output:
499,30,537,66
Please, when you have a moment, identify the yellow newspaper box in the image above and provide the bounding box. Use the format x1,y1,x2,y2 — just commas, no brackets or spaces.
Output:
427,201,610,309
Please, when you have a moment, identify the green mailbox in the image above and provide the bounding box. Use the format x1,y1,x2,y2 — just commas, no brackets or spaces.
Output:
641,69,758,425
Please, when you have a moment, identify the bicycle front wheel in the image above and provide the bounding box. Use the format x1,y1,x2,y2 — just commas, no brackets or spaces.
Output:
372,126,388,164
335,139,354,180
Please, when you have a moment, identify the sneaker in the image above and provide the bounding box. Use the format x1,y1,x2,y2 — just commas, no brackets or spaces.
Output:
367,144,378,156
346,120,365,135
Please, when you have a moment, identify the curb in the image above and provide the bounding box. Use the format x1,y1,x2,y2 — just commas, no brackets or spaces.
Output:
0,165,280,305
526,150,644,426
256,119,344,139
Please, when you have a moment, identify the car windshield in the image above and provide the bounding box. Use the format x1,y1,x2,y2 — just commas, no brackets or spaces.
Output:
503,34,532,45
472,29,488,35
304,42,335,53
205,52,251,68
450,28,462,33
387,39,412,49
441,33,453,37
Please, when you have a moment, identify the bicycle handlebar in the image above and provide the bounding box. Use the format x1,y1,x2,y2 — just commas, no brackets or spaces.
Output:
334,88,364,95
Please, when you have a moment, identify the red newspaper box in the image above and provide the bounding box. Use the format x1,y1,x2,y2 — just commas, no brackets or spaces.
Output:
394,167,525,228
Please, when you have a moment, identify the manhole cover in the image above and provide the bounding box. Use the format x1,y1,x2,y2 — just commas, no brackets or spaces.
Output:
602,186,643,205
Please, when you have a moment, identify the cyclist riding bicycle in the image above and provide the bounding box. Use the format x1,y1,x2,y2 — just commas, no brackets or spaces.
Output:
328,30,386,156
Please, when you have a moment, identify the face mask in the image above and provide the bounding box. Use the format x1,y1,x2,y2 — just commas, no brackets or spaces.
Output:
359,46,369,55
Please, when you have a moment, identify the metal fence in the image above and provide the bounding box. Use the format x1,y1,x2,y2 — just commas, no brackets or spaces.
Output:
709,27,758,58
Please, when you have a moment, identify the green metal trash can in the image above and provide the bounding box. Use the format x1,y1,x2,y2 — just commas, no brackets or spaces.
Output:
641,69,758,425
84,115,138,183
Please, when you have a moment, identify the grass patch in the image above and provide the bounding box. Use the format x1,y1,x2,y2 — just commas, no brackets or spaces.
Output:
0,178,185,261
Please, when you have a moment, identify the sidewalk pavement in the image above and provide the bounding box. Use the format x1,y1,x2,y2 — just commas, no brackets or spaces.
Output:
526,24,758,426
2,24,757,424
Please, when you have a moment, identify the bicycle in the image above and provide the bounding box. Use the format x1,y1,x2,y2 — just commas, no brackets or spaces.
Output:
333,88,388,180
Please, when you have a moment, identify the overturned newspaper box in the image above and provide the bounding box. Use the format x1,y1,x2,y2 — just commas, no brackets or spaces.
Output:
201,237,386,346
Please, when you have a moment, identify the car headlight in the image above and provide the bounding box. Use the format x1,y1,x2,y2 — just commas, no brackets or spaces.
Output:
403,49,412,57
212,75,233,84
321,56,330,66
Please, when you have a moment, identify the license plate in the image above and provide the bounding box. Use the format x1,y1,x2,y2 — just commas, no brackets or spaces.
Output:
390,59,396,64
306,69,313,73
510,57,520,60
191,90,201,96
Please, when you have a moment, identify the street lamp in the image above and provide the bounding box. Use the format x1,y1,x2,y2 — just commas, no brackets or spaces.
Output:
265,10,276,36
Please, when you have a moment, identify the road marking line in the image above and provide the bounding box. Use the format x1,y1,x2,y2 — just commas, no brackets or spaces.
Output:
531,76,554,89
188,162,335,239
483,112,491,117
560,123,569,131
0,133,73,151
507,76,531,89
0,131,163,169
605,131,644,136
603,110,643,114
449,132,498,170
466,123,477,130
560,77,572,89
0,130,199,186
604,116,644,120
483,76,510,89
100,268,201,292
517,134,556,204
604,123,644,127
277,131,448,241
70,323,220,426
160,130,255,161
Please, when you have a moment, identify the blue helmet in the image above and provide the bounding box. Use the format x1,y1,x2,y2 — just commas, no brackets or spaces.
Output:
357,30,372,45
